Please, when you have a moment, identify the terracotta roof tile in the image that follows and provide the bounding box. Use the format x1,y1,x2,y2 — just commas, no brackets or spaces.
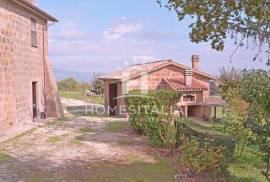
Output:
100,60,174,80
163,78,208,91
100,59,217,81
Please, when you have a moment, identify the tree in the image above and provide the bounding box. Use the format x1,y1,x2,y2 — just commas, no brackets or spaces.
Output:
242,69,270,181
157,0,270,63
91,73,104,95
218,66,242,99
224,85,252,159
57,78,90,92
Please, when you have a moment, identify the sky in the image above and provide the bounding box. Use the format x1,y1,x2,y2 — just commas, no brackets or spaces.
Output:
38,0,268,77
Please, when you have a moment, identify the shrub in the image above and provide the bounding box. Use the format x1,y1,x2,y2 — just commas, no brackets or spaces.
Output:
125,90,182,147
176,118,235,175
57,78,90,92
180,136,226,175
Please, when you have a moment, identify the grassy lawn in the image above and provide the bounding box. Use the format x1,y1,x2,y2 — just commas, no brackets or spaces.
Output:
60,91,104,105
189,120,266,182
82,158,176,182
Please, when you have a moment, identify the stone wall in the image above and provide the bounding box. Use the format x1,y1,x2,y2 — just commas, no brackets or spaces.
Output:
0,0,63,132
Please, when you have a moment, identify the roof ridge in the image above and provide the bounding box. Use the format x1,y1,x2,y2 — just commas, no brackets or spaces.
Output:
131,59,172,66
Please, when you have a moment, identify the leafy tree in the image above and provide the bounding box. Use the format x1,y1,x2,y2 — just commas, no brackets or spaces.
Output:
91,73,104,95
224,86,252,158
158,0,270,63
242,69,270,181
57,78,90,92
218,66,242,99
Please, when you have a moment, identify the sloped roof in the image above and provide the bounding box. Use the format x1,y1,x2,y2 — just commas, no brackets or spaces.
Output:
100,60,217,81
162,78,208,91
12,0,58,22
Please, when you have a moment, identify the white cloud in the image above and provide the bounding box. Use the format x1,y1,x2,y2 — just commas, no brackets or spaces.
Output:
103,21,142,41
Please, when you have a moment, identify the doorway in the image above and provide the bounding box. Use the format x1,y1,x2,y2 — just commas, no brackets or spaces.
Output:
109,83,118,116
32,82,38,120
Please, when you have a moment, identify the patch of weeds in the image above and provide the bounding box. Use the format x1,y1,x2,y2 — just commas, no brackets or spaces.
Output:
117,140,132,146
0,151,12,162
46,136,62,143
46,117,71,126
79,127,93,133
0,128,38,146
125,153,141,163
70,139,83,145
104,121,129,133
82,155,176,182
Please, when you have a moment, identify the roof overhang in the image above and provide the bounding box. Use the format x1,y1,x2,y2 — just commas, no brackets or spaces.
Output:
12,0,58,22
100,59,218,82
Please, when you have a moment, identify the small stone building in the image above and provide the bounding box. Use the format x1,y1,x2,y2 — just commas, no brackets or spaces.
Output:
0,0,64,132
100,55,221,120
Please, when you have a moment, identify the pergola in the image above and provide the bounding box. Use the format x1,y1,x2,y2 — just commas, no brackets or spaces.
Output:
204,96,226,120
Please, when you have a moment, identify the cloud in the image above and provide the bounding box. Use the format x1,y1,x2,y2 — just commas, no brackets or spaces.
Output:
48,17,187,73
103,21,142,41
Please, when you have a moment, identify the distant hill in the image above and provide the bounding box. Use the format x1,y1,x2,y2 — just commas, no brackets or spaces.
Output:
54,69,93,82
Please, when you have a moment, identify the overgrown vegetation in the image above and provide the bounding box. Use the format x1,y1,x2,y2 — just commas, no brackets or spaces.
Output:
218,68,270,181
57,78,90,92
125,90,182,147
176,118,235,177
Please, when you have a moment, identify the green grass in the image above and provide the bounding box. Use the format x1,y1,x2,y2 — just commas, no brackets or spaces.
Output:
104,121,129,132
117,140,133,146
0,151,12,162
69,139,83,146
46,136,63,143
82,156,176,182
79,127,93,133
60,91,104,105
229,146,266,182
182,119,227,136
187,119,267,182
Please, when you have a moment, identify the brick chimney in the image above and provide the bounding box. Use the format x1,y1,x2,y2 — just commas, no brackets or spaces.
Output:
184,69,193,86
192,55,200,71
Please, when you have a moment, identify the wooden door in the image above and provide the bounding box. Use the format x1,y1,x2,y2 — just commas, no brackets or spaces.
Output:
32,82,38,119
109,83,118,116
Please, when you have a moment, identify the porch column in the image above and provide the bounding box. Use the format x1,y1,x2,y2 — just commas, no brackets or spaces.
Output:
184,105,188,117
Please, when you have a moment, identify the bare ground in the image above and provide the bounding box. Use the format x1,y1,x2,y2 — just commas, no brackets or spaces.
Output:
0,117,176,182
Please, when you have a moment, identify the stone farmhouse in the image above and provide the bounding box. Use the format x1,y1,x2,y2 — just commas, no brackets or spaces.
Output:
0,0,63,132
100,55,224,120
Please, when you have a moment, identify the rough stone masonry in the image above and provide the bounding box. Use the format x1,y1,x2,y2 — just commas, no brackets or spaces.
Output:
0,0,63,132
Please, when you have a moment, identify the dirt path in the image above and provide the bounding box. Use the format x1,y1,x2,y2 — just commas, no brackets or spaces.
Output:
0,117,176,182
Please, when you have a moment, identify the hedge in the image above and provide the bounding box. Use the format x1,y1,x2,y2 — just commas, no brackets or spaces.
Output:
175,118,236,175
125,90,182,147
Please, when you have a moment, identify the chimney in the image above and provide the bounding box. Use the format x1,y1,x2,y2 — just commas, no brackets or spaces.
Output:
192,55,200,71
184,69,193,86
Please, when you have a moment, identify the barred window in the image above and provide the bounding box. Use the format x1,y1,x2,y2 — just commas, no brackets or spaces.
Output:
31,18,37,47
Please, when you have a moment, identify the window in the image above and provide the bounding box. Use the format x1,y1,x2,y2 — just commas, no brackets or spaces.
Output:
31,18,37,47
183,95,195,102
